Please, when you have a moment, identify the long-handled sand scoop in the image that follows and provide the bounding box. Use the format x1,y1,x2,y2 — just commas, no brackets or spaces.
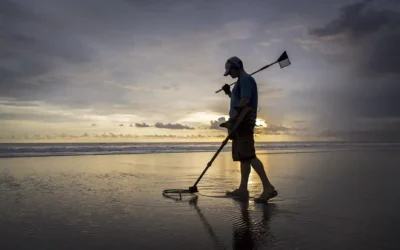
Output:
215,50,291,94
162,107,252,196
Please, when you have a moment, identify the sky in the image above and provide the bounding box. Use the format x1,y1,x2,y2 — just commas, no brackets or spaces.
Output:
1,0,399,142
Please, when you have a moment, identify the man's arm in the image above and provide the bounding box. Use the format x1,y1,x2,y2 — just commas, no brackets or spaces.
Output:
229,76,254,122
220,97,250,130
229,97,250,120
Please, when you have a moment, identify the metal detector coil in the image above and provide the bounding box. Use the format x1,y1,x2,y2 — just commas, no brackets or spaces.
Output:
162,188,195,201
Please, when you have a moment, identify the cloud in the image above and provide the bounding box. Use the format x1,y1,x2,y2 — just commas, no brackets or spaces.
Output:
318,126,400,142
0,0,274,126
161,84,181,91
257,38,282,46
154,122,195,130
3,0,322,134
0,1,97,90
293,120,307,124
135,123,151,128
257,42,271,46
258,87,285,98
294,38,321,45
3,0,398,142
0,131,232,141
0,98,141,122
309,0,399,39
210,117,227,130
255,124,308,136
303,0,400,140
309,0,400,77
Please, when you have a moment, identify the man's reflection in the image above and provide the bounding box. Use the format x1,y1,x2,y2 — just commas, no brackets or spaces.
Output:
189,195,227,249
232,198,277,249
188,195,277,250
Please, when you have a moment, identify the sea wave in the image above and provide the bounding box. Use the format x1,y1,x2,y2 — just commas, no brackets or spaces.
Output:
0,142,399,158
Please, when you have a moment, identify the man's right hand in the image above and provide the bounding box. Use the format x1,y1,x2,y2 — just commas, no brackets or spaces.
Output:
219,120,232,130
220,122,236,140
222,84,231,96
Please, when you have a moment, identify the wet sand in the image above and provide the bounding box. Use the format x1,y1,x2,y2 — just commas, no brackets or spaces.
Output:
1,148,400,249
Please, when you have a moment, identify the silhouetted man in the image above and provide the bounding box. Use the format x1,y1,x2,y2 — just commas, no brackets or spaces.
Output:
220,56,277,202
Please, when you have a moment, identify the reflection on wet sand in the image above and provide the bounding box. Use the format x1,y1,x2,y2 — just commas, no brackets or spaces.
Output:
163,193,278,250
189,196,227,250
3,149,399,249
232,200,277,250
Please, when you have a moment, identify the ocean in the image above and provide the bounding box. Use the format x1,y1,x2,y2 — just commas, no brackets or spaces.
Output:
1,141,399,158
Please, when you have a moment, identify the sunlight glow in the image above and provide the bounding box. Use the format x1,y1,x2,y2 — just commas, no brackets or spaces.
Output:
256,118,267,127
176,112,228,124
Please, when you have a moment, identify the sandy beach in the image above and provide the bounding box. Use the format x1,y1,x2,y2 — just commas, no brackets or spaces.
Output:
1,147,400,249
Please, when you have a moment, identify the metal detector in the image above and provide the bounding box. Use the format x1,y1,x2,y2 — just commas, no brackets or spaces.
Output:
162,106,252,196
215,51,291,94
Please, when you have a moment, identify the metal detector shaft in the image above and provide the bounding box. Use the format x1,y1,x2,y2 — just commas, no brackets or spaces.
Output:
215,60,278,93
190,107,251,190
191,137,229,189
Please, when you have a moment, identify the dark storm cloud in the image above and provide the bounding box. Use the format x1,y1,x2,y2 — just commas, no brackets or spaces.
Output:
0,0,98,102
1,0,265,114
0,0,96,63
308,0,400,140
309,0,400,77
0,0,43,23
5,0,400,143
0,0,340,109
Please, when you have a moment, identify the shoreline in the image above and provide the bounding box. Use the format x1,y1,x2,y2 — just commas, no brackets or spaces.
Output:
1,140,398,144
1,146,398,159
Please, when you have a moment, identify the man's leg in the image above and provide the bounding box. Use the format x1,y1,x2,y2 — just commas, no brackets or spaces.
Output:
226,136,250,197
251,157,278,202
249,157,274,192
236,125,274,193
243,125,277,201
239,160,251,190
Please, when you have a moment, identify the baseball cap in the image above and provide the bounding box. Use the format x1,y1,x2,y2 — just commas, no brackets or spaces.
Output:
223,56,242,76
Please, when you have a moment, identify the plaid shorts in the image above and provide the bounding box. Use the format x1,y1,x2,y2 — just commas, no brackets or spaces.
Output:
231,121,256,162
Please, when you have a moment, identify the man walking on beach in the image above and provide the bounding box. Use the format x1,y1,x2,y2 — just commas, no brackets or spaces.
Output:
220,56,277,202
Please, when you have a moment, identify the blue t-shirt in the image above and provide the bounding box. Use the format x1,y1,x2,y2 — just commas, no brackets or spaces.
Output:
229,74,258,123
